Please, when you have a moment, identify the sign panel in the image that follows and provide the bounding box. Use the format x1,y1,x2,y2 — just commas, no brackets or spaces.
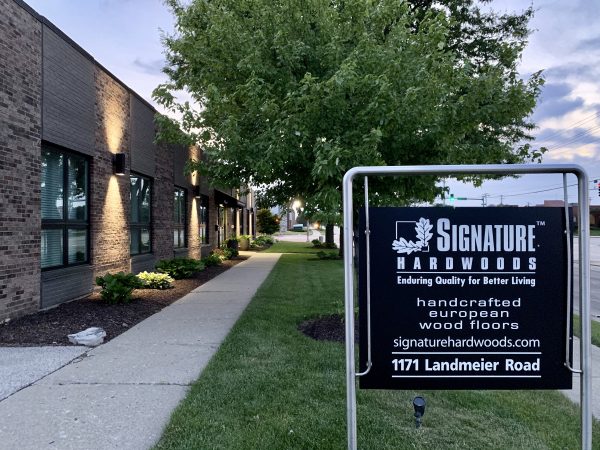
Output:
358,207,571,390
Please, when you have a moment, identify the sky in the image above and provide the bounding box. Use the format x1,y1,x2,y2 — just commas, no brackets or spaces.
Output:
24,0,600,207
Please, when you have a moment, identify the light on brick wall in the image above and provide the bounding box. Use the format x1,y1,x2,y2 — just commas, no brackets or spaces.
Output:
113,153,126,175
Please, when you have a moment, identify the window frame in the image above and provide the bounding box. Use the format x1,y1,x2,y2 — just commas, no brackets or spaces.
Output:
173,186,187,249
130,172,153,256
41,144,90,271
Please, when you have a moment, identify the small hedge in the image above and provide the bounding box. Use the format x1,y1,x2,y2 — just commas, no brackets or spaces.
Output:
137,271,174,289
252,235,275,248
312,240,337,249
95,272,143,304
155,258,205,279
316,251,341,260
202,253,222,267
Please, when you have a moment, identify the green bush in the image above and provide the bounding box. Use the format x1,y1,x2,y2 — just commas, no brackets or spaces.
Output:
316,251,341,260
202,253,222,267
252,235,275,248
211,248,231,261
155,258,204,279
137,271,174,289
311,239,321,247
95,272,143,304
220,241,240,259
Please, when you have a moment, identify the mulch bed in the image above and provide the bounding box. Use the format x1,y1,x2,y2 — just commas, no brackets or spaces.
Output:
0,257,247,347
298,314,358,343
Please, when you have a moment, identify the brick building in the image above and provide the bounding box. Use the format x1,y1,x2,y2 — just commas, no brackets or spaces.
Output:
0,0,255,321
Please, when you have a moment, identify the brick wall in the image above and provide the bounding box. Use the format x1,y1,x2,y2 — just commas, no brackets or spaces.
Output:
91,68,131,277
0,0,42,321
42,25,95,155
153,141,174,262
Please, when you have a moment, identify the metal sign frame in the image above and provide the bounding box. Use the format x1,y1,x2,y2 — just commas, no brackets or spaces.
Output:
343,164,591,450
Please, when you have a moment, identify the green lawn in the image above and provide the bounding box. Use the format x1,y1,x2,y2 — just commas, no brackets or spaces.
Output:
155,253,599,449
573,314,600,347
263,240,325,254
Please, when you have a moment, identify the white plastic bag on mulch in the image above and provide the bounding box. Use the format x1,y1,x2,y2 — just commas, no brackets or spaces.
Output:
68,327,107,347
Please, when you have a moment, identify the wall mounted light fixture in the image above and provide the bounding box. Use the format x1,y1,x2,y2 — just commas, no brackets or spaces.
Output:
193,185,201,198
113,153,126,175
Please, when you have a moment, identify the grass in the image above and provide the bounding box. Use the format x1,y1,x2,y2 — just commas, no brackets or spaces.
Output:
573,314,600,347
155,253,600,449
263,241,325,254
574,227,600,237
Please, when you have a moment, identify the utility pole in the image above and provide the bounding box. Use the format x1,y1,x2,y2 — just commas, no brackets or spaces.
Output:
482,194,489,207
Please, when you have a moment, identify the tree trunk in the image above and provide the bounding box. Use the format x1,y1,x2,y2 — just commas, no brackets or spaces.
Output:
325,223,334,245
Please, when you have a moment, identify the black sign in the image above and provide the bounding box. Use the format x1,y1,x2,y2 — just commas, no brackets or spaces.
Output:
358,207,572,390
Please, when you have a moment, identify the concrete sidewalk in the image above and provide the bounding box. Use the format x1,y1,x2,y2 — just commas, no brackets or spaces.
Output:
0,252,280,450
561,336,600,419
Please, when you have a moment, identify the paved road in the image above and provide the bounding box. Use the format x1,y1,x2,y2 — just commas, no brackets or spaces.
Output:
573,265,600,319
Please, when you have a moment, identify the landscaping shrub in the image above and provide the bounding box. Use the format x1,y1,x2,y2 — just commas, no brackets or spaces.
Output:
311,239,336,249
225,239,239,257
252,235,275,248
211,248,232,261
316,251,341,260
95,272,143,304
202,253,222,267
137,271,174,289
155,258,205,279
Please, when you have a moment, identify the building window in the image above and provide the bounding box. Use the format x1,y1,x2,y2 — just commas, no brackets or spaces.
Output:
41,146,89,269
199,195,208,244
174,187,186,248
130,174,152,255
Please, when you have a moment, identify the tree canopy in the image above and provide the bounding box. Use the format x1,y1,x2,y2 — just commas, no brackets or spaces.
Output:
154,0,545,223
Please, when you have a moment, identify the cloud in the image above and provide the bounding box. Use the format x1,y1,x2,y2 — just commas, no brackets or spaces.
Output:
545,63,600,85
576,36,600,52
545,143,599,161
133,57,166,75
532,82,585,121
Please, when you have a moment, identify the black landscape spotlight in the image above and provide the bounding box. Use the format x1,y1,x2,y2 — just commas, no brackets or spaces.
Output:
413,396,426,428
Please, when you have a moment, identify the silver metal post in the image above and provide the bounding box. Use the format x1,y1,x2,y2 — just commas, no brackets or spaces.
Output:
563,175,580,374
343,170,357,450
578,173,592,450
356,176,372,377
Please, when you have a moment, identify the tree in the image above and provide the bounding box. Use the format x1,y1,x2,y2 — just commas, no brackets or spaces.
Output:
154,0,545,228
256,209,280,235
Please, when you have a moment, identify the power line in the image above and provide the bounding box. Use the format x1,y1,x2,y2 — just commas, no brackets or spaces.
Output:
544,124,600,151
536,111,600,144
488,177,600,199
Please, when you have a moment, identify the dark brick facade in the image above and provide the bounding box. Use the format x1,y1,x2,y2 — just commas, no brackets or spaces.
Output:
91,68,132,277
0,0,254,319
0,0,42,321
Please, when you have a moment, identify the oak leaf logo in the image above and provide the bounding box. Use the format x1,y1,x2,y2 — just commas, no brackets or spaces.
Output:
392,218,433,254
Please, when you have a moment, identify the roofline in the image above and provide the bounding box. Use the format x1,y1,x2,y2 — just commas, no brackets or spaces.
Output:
13,0,158,114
